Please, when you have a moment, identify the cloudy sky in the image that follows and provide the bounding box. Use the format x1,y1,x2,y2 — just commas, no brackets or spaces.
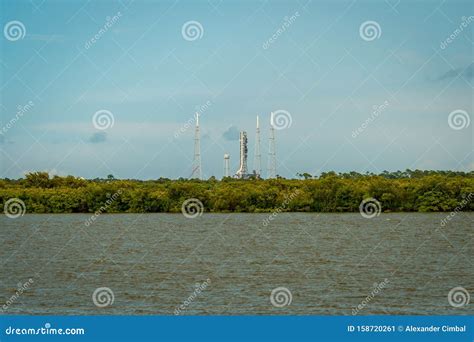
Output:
0,0,472,179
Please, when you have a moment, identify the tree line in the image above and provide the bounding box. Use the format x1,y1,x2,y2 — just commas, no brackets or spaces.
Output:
0,170,473,213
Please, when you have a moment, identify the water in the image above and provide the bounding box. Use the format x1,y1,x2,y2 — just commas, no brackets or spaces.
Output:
1,213,472,315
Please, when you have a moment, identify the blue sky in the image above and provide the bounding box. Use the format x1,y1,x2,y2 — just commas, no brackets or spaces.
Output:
0,0,472,179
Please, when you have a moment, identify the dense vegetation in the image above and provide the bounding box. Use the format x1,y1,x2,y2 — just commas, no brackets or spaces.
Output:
0,170,473,213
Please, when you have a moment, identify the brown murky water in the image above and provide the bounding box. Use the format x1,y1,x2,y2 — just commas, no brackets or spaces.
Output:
1,213,472,315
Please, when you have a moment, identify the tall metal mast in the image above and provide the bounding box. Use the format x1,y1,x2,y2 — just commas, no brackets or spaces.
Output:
254,115,261,178
267,112,276,178
191,112,202,180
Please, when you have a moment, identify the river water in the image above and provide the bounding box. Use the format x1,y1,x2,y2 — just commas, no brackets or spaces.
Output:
1,213,472,315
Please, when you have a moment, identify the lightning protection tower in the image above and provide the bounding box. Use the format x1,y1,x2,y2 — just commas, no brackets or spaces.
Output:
267,112,276,178
254,115,261,178
190,112,202,180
